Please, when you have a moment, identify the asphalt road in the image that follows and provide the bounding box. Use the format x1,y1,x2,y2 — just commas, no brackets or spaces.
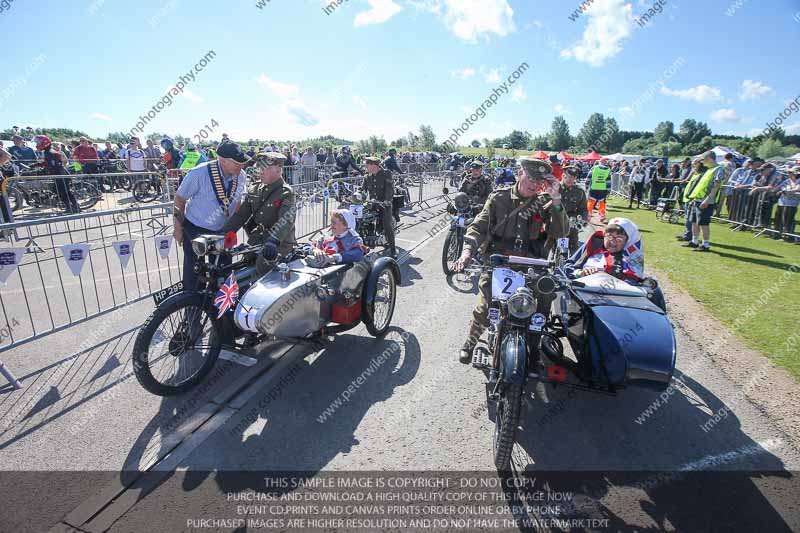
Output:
2,202,800,532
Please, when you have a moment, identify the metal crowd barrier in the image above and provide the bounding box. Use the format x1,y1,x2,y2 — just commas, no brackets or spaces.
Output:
0,170,451,388
608,177,799,242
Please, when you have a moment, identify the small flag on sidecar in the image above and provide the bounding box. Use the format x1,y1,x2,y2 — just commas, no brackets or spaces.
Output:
214,271,239,319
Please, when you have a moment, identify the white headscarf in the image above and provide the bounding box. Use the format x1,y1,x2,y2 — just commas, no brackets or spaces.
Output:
334,208,360,239
607,217,644,278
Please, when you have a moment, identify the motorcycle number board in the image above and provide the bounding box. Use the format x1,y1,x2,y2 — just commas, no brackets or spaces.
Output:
491,268,525,301
350,205,364,219
456,216,466,227
153,281,183,305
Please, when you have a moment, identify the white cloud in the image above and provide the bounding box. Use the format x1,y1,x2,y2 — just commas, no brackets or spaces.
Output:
255,74,300,99
659,85,721,103
354,0,403,27
784,122,800,134
560,0,634,67
90,112,111,121
256,74,319,127
352,95,368,111
710,108,742,122
739,80,775,101
554,104,570,114
510,84,527,103
411,0,515,41
181,89,203,104
484,68,501,83
451,67,476,79
619,105,634,116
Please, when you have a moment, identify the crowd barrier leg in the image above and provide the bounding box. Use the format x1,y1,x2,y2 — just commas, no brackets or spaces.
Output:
0,359,23,390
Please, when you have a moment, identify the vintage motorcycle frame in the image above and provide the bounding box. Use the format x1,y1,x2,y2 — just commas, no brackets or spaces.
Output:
472,252,676,470
440,188,483,277
133,234,401,396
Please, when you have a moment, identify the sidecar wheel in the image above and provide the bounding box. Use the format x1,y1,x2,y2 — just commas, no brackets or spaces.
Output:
133,294,222,396
493,382,523,471
363,265,397,337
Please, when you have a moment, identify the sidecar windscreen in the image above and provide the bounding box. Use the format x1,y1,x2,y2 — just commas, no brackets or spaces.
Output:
574,290,665,314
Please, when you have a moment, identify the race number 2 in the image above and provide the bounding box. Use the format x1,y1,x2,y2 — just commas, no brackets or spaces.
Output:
491,267,524,301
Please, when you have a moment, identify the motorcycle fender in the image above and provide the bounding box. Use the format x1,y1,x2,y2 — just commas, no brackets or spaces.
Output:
590,305,676,387
499,330,527,385
362,258,401,322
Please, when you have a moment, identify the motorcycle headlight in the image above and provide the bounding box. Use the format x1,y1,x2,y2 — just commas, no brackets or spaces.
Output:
191,237,209,257
508,287,536,319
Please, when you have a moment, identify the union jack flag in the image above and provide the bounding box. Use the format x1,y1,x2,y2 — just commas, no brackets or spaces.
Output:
214,271,239,319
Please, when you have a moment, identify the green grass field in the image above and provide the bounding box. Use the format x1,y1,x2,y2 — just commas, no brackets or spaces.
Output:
605,196,800,381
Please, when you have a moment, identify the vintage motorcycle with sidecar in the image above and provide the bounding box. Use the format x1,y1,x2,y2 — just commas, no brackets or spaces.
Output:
133,233,400,396
471,250,676,470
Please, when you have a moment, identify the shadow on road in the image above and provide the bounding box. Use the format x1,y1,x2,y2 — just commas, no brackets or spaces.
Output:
493,372,795,531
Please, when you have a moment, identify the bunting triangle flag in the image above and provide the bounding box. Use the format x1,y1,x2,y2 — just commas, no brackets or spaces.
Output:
60,244,91,277
0,248,26,285
112,240,136,269
154,235,173,259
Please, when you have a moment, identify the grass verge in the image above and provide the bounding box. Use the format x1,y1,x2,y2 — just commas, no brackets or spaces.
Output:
605,196,800,381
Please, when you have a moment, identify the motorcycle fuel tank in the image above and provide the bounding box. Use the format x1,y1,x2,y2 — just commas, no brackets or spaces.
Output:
234,259,349,337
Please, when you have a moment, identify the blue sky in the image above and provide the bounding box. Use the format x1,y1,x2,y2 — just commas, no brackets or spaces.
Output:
2,0,799,144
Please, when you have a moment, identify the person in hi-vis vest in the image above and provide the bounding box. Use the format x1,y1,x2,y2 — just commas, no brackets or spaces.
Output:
587,158,611,222
179,143,207,169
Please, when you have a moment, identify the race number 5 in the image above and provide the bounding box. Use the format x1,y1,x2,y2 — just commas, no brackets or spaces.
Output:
491,267,524,301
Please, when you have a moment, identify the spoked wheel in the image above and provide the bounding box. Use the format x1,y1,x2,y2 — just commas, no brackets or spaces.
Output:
7,185,23,211
441,229,462,276
118,175,133,191
133,294,222,396
132,179,158,203
493,382,523,471
74,182,100,209
363,266,397,337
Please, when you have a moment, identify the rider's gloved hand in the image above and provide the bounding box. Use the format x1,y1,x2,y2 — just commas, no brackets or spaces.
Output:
262,238,279,261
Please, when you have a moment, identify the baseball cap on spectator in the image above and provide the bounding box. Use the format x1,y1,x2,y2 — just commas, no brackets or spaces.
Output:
789,166,800,175
217,142,250,163
469,161,484,169
364,156,381,165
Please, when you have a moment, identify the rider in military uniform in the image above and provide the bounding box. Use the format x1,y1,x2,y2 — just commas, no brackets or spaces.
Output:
560,165,589,253
363,156,397,257
221,152,297,262
458,160,493,212
454,158,569,363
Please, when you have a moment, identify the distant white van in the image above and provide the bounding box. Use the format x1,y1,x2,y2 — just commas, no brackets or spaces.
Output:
501,143,510,149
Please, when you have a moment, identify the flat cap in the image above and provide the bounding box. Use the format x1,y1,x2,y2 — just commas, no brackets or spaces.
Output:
517,156,552,179
469,160,485,169
364,156,381,165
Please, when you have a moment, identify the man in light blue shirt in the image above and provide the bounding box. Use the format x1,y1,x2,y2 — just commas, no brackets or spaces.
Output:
174,141,249,291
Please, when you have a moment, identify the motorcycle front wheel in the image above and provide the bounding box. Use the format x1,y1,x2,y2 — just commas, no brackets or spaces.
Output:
74,182,101,209
493,382,523,471
133,293,222,396
441,229,462,276
132,179,158,203
363,265,397,337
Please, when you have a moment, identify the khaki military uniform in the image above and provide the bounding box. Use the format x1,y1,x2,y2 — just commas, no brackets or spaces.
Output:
560,184,588,252
221,178,297,255
462,184,569,344
362,168,396,252
458,175,493,206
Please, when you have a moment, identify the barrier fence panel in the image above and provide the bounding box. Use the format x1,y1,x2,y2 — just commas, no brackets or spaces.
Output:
0,170,451,388
608,176,799,242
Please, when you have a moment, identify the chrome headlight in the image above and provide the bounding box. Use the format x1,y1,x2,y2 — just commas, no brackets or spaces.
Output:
508,287,535,319
191,236,209,257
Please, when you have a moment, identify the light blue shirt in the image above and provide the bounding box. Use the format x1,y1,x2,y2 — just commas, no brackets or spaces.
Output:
176,161,246,231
